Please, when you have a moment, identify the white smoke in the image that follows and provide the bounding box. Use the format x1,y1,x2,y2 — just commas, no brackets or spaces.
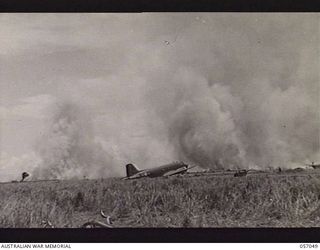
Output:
32,101,121,179
145,68,246,169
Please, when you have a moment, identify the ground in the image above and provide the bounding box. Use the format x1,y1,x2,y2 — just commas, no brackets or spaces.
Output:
0,170,320,228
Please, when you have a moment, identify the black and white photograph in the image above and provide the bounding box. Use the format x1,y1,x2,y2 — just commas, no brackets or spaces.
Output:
0,13,319,229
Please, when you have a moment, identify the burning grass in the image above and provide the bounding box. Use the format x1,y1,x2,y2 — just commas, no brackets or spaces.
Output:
0,173,320,227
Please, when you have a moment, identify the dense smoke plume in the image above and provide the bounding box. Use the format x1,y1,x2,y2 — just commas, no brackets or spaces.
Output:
146,67,319,169
146,68,246,169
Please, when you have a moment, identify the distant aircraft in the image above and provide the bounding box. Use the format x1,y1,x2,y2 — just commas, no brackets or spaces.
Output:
123,161,196,180
305,162,320,169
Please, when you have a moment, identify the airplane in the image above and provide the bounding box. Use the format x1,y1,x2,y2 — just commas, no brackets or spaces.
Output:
123,161,196,180
305,162,320,169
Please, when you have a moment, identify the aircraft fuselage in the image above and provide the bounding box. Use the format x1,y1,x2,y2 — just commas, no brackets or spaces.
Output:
125,162,189,179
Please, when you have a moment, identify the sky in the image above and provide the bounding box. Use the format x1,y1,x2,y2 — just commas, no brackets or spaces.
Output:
0,13,319,181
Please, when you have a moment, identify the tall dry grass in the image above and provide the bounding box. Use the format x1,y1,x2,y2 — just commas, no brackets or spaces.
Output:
0,174,320,227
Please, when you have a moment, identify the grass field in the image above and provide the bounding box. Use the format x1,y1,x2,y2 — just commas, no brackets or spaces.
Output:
1,171,320,228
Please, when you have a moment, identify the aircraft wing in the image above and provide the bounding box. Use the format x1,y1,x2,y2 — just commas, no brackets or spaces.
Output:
122,171,149,180
163,165,197,177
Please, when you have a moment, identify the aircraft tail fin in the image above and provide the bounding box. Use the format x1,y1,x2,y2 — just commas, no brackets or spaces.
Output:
126,163,140,177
